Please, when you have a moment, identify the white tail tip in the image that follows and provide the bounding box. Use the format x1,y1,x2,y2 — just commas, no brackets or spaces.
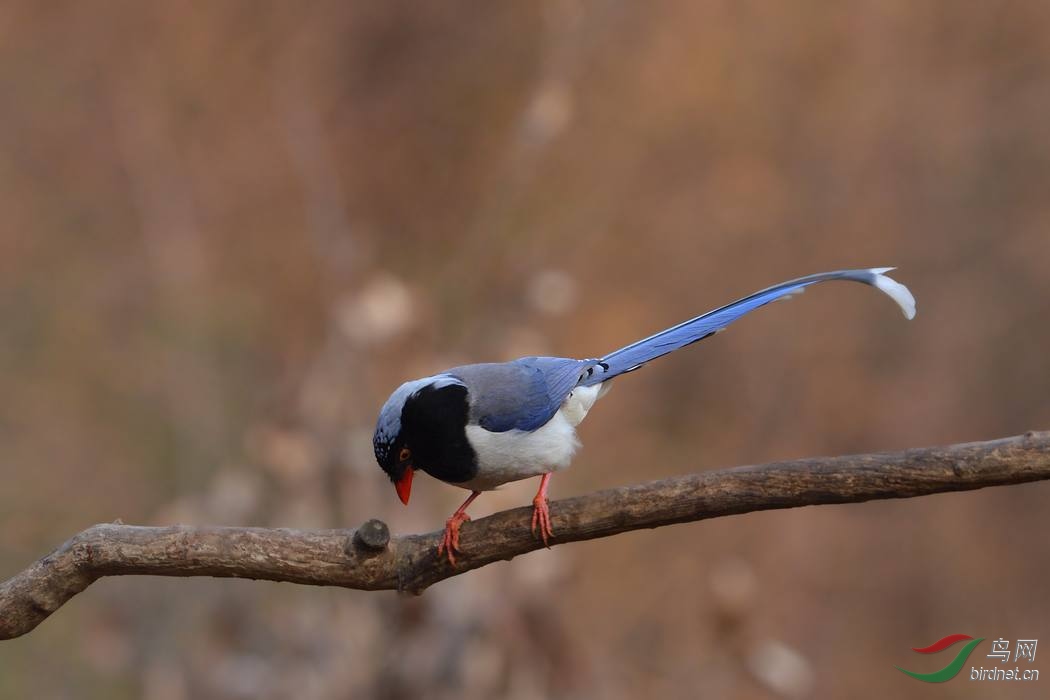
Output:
869,267,916,320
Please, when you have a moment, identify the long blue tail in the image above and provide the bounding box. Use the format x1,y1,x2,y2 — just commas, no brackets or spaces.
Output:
578,267,915,386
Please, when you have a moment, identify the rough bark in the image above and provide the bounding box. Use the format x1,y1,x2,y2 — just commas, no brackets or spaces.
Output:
2,431,1048,640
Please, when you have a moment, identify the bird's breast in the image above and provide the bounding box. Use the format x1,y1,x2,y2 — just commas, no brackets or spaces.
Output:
459,408,580,490
454,382,610,491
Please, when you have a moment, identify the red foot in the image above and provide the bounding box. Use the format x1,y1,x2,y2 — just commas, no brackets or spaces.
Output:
438,511,470,566
437,491,480,567
531,473,555,547
531,495,554,546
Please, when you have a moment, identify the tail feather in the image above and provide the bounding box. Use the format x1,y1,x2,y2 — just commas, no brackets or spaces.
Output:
578,267,915,386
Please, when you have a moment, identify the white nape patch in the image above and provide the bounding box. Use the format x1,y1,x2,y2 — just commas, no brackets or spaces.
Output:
869,267,916,320
460,381,611,491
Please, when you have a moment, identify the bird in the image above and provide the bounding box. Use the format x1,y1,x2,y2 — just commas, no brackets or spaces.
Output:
373,267,916,565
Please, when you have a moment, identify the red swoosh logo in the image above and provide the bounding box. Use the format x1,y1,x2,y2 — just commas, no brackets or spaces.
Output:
912,634,974,654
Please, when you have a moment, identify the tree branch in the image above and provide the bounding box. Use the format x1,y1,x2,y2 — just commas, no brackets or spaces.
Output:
3,431,1049,640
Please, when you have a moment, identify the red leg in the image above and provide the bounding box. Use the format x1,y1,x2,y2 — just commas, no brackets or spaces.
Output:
438,490,480,566
531,472,554,546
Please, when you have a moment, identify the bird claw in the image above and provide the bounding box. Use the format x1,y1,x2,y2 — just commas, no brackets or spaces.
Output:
438,511,470,566
531,494,554,547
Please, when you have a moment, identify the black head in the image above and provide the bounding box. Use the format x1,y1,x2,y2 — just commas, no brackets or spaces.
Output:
373,375,477,503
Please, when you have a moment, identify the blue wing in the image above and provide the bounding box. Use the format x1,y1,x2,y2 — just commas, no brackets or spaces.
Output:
578,267,915,386
450,357,594,432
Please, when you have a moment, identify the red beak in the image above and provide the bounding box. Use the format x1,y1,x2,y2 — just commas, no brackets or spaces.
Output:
394,467,414,505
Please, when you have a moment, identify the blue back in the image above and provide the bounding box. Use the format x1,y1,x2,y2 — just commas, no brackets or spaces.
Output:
450,357,594,432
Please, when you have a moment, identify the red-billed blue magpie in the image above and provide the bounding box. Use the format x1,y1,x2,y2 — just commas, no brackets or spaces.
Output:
373,268,916,564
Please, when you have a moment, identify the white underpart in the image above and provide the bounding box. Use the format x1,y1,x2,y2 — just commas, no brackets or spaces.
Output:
461,382,610,491
560,381,608,425
869,267,917,320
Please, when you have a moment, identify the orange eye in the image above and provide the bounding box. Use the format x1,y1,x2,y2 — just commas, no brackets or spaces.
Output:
398,447,411,462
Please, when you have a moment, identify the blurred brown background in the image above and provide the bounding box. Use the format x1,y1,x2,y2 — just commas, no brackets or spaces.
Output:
2,1,1049,698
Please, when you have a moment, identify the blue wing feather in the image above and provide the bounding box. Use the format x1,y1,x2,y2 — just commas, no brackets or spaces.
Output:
450,357,593,432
